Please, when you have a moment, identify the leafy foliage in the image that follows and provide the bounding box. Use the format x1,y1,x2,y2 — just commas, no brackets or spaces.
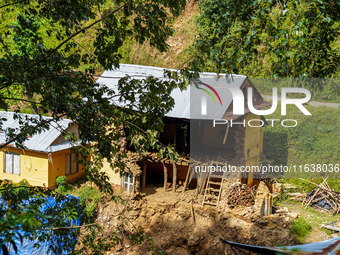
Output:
262,105,340,168
0,0,190,253
0,180,82,254
55,176,67,193
193,0,339,78
77,186,102,223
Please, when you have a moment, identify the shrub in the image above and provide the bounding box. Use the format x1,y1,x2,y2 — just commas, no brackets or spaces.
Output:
290,217,312,243
18,179,30,187
56,176,67,193
77,186,102,222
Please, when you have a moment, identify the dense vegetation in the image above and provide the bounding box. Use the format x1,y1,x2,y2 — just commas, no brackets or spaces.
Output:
0,0,188,253
0,0,339,253
262,105,339,168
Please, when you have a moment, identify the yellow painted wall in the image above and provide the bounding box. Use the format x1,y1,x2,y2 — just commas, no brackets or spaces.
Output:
0,147,86,187
244,113,263,186
48,149,86,187
101,159,122,187
0,147,49,187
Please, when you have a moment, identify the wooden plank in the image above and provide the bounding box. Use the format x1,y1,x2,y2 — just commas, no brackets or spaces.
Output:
216,178,224,208
209,181,221,186
142,160,147,189
203,202,217,206
182,165,191,193
202,171,211,205
321,225,340,232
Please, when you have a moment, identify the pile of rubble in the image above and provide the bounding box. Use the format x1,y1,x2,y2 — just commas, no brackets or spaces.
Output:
226,183,256,207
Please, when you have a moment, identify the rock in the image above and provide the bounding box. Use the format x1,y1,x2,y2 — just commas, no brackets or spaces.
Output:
287,212,299,218
276,207,289,214
258,219,268,225
115,244,123,252
272,182,282,194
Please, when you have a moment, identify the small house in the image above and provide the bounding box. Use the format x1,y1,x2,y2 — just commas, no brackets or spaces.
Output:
96,64,271,194
0,111,85,187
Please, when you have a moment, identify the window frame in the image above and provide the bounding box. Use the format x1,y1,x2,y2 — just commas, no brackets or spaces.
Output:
122,174,134,193
4,152,20,175
65,153,79,176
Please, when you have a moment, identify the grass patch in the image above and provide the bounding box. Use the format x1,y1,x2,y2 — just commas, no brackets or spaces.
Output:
76,186,102,223
290,217,312,243
278,201,340,242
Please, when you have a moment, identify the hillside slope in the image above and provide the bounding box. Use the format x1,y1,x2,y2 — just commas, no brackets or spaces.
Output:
118,0,198,69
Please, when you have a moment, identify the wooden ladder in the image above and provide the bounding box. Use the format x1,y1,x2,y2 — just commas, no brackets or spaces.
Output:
202,171,225,207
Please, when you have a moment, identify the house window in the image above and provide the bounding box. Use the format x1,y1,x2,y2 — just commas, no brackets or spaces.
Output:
4,152,20,175
65,153,78,176
122,174,134,193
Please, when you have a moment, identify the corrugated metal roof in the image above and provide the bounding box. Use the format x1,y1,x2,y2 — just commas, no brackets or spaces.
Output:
222,236,340,254
48,140,81,153
97,64,247,120
0,111,73,153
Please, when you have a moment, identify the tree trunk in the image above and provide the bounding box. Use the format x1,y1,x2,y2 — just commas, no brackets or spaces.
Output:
173,163,177,192
163,161,168,192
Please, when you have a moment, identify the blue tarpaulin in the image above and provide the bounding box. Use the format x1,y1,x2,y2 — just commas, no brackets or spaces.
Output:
2,195,82,255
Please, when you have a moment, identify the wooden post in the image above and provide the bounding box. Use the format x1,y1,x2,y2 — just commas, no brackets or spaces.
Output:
182,165,191,193
162,161,168,192
142,160,147,189
173,124,177,192
223,123,230,144
173,162,177,192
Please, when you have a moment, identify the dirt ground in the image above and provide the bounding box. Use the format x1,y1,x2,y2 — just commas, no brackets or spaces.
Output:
95,182,297,255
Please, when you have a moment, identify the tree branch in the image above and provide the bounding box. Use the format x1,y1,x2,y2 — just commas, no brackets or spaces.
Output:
1,97,42,105
0,0,27,9
21,4,125,75
0,3,125,91
38,218,120,231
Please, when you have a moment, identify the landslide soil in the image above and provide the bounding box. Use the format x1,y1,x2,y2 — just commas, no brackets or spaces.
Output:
96,184,296,255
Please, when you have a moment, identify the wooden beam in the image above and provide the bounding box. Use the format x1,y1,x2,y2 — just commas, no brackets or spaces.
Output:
223,122,230,144
173,162,177,192
182,165,191,193
162,161,168,192
142,160,147,189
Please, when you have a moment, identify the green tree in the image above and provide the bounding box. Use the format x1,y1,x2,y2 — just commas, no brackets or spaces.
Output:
0,0,190,253
193,0,339,78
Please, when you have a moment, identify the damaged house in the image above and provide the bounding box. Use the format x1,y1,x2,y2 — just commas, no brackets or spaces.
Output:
97,64,271,197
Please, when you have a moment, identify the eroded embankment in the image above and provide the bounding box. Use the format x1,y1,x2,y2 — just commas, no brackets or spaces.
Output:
95,187,295,254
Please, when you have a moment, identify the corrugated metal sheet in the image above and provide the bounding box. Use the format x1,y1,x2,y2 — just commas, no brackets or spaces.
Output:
47,140,81,153
97,64,247,120
222,236,340,254
0,64,247,152
0,111,73,153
